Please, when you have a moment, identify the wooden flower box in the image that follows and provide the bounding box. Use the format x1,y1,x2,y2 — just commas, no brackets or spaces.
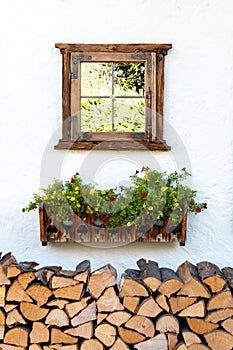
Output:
39,204,187,246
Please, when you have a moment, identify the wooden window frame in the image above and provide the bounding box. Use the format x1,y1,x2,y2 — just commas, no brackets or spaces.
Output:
55,43,172,151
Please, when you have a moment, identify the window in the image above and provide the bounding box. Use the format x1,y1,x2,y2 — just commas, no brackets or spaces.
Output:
55,44,172,151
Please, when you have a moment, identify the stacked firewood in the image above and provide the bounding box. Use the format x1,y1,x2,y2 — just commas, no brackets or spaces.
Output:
0,253,232,349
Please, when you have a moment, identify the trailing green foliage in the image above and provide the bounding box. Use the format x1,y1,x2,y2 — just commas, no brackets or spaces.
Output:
23,168,207,228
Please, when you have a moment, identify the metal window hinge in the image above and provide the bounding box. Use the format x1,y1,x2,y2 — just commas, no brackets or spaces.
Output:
132,54,152,75
70,55,92,79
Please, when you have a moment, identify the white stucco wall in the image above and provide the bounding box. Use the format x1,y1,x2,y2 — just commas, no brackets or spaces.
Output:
0,0,232,274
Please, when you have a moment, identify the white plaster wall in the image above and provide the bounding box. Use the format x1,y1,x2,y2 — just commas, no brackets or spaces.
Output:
0,0,232,274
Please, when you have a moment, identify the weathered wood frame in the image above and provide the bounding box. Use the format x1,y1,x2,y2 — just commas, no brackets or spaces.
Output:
39,203,187,246
55,43,172,151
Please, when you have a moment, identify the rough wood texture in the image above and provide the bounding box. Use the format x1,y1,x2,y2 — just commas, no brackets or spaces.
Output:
186,318,218,334
134,333,168,350
222,266,233,289
203,330,233,350
176,261,210,298
155,314,179,334
88,264,117,299
80,339,104,350
1,254,233,349
197,261,226,293
158,268,183,297
94,323,116,347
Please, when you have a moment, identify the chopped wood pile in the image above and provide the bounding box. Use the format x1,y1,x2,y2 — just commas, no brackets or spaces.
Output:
0,253,232,349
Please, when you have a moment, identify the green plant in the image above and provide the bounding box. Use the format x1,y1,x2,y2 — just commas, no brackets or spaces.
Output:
23,168,207,227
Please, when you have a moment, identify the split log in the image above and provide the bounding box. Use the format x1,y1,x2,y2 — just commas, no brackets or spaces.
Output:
0,286,6,306
176,261,210,298
0,345,26,350
106,311,131,326
174,343,188,350
124,315,154,337
45,309,69,327
88,264,117,299
203,330,233,350
186,318,218,334
50,276,79,289
50,328,77,345
156,293,170,312
53,283,84,300
51,345,78,350
178,300,205,317
222,266,233,289
123,296,140,313
110,337,130,350
7,261,38,279
65,321,93,339
197,261,226,293
35,266,62,285
6,308,27,328
207,289,233,310
169,296,197,314
26,284,52,306
65,296,91,318
221,317,233,335
29,345,42,350
137,296,163,317
182,329,202,347
20,301,49,321
30,322,49,343
134,333,168,350
137,258,162,291
0,308,5,339
119,272,149,297
205,308,233,323
74,260,91,284
18,271,36,289
47,299,69,309
167,333,178,350
0,265,11,285
71,301,96,327
158,268,183,297
97,286,124,312
80,339,104,350
94,323,117,347
4,303,17,312
118,326,146,344
4,326,29,347
155,314,179,334
187,345,210,350
6,280,33,302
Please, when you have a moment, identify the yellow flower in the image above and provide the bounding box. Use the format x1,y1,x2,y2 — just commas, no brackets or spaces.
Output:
174,198,177,202
95,208,99,212
143,175,147,179
143,203,146,208
44,196,48,200
136,185,139,189
66,195,70,199
71,197,75,201
74,186,79,191
101,190,106,195
148,206,154,211
161,187,168,192
97,203,100,207
62,190,66,194
76,203,81,208
127,222,131,226
89,189,95,195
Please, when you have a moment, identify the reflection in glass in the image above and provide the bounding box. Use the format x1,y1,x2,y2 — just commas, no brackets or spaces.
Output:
80,62,145,133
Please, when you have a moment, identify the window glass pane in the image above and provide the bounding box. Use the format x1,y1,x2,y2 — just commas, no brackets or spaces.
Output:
114,98,145,132
81,63,112,96
81,98,112,132
114,62,145,96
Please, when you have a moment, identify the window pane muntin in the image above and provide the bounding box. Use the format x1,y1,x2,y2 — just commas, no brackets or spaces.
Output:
80,61,146,133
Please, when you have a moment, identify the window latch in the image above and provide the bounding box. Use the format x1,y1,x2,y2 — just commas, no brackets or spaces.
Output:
146,88,152,108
